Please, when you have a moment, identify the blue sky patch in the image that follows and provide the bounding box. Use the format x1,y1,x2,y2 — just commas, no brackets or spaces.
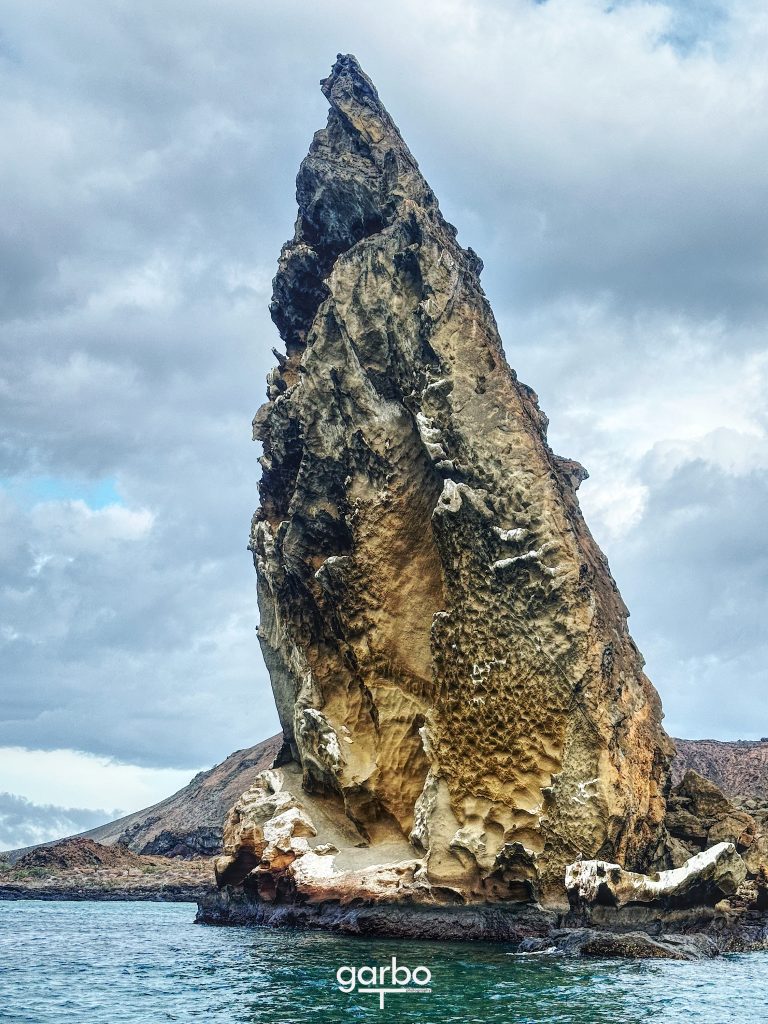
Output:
3,475,122,509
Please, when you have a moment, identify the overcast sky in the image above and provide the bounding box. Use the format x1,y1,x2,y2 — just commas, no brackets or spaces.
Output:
1,0,766,849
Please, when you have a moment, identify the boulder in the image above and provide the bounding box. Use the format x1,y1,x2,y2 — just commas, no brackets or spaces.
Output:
666,770,767,874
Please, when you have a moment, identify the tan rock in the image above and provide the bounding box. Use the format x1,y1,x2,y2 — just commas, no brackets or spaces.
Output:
228,53,674,912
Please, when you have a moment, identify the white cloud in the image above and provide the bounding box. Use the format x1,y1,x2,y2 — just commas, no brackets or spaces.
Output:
0,792,115,851
30,499,155,549
0,747,198,817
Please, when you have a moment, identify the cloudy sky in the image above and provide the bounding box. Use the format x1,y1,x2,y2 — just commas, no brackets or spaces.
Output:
1,0,766,849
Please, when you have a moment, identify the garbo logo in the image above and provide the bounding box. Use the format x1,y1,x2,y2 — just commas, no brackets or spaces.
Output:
336,956,432,1009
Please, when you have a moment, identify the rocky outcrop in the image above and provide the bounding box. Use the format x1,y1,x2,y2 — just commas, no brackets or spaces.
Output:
666,770,767,874
667,750,768,879
14,837,141,871
558,843,768,952
672,738,768,799
565,843,746,914
219,52,674,918
519,929,721,960
667,771,756,853
0,838,214,902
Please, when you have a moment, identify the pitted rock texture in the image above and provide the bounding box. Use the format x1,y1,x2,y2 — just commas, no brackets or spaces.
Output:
240,53,674,909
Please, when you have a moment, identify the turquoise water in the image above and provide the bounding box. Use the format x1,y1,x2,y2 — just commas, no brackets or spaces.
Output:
0,902,766,1023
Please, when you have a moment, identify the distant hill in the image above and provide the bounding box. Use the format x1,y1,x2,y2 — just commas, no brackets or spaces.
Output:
672,738,768,800
6,734,281,864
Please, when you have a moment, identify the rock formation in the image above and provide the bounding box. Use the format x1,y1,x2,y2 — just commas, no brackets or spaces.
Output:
565,842,746,914
673,737,768,801
213,53,677,918
666,770,767,874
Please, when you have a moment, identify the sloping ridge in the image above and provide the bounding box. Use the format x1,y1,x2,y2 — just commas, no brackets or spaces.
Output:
6,734,281,864
673,738,768,801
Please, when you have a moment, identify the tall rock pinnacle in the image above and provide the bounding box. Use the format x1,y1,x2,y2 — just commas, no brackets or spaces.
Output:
218,54,674,911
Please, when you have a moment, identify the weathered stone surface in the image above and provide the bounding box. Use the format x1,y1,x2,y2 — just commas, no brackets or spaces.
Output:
666,770,767,874
518,928,720,960
228,52,674,913
565,843,747,913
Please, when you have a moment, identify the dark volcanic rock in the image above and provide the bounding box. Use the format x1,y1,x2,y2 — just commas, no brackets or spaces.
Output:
139,827,222,859
519,929,720,960
197,887,557,942
15,837,144,871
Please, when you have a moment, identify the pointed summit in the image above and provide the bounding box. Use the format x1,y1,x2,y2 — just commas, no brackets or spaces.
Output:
269,54,465,353
218,56,674,925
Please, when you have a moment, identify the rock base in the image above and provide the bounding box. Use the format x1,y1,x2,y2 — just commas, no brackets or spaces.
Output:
519,929,721,960
196,888,768,955
196,888,557,942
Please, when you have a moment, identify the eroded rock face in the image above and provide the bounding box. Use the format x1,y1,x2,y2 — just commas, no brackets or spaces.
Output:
235,53,674,909
666,770,767,874
565,843,747,913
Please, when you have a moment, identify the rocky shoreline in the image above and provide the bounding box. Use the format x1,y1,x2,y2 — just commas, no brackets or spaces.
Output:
1,882,210,902
198,838,768,957
195,887,768,959
3,837,765,960
0,838,215,904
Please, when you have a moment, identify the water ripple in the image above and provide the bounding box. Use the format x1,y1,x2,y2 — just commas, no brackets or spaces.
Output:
0,902,765,1024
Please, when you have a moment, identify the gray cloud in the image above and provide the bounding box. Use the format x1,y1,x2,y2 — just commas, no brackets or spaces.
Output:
0,793,114,851
608,460,768,739
0,0,766,790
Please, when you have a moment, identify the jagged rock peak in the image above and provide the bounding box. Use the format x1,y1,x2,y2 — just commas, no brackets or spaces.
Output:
268,53,482,355
233,55,676,915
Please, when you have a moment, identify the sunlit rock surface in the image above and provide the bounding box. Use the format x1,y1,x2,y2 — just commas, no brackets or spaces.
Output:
224,53,678,914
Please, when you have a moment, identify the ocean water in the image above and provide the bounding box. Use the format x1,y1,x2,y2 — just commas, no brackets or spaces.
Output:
1,902,766,1024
